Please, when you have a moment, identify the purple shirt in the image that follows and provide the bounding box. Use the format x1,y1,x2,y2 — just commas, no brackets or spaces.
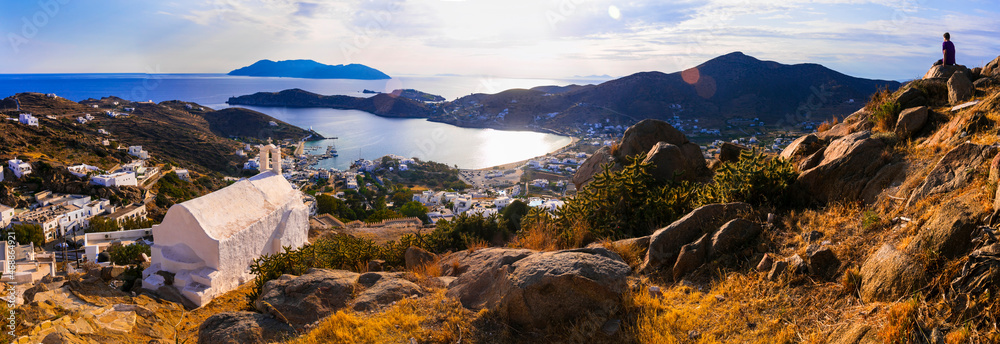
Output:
943,41,956,65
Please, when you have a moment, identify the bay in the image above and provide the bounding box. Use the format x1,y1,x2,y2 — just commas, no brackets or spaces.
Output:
0,73,605,169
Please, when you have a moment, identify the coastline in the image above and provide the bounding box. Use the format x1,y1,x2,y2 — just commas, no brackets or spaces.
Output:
472,136,580,171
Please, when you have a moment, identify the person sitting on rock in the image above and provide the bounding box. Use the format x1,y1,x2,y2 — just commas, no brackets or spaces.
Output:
933,32,956,66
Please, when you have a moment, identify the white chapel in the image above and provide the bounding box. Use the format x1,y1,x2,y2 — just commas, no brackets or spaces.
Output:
142,144,308,306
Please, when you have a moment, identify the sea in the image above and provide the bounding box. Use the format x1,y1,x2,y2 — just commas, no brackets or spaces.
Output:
0,74,612,170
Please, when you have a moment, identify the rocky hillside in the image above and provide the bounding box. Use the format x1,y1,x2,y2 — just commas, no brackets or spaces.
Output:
0,93,314,175
10,56,1000,344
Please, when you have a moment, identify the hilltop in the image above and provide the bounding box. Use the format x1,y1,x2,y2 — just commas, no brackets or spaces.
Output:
0,93,317,175
228,59,391,80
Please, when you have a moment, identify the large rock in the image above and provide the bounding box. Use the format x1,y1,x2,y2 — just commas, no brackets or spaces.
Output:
893,87,927,109
923,64,971,80
672,234,709,280
808,247,841,280
779,134,823,161
797,131,891,204
948,71,973,105
352,275,424,311
859,244,926,303
197,312,294,344
442,248,535,309
641,142,708,183
907,143,998,208
826,322,879,344
574,119,705,189
498,248,630,328
255,268,358,329
571,146,614,189
404,246,436,270
983,55,1000,77
893,106,928,139
718,142,749,163
974,76,999,90
710,218,761,257
907,194,985,259
642,202,752,272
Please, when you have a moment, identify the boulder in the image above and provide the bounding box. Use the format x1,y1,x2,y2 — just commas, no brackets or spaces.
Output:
780,134,823,161
923,64,971,80
571,146,614,189
893,106,928,139
616,119,690,159
718,142,749,163
672,234,709,280
767,260,788,281
101,266,127,281
642,202,752,272
974,77,999,90
983,55,1000,77
710,218,761,257
990,153,1000,184
948,71,974,105
907,143,998,208
859,244,926,303
405,246,436,270
797,131,891,204
826,322,879,344
352,276,424,311
808,247,841,280
498,248,630,328
907,194,985,259
442,248,535,309
641,142,708,183
367,259,385,272
357,272,384,288
197,312,294,344
787,254,807,274
255,268,358,329
893,87,927,109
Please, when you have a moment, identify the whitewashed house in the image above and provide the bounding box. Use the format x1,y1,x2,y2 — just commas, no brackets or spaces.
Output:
90,171,138,187
18,114,38,126
176,169,190,182
67,164,101,178
244,158,261,170
0,166,4,182
7,159,31,178
0,204,15,227
493,197,512,209
142,144,308,307
128,146,149,160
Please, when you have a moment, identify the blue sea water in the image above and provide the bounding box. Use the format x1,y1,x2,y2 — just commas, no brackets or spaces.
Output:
0,74,608,169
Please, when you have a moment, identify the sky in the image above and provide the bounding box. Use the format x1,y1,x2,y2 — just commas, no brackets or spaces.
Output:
1,0,998,80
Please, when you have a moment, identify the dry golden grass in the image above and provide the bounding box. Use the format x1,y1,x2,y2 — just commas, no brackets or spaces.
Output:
877,297,921,344
290,290,473,344
816,117,840,132
597,239,646,270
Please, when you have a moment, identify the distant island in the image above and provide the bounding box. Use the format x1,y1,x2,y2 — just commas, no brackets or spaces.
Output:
228,59,390,80
362,89,446,102
227,88,433,117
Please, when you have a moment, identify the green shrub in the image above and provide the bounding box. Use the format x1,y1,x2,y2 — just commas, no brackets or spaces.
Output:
699,150,797,207
107,243,151,265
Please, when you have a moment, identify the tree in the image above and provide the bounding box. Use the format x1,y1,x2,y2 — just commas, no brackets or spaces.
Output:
399,201,429,223
12,224,45,247
107,243,151,265
391,190,414,206
432,213,509,250
502,200,530,232
365,208,403,223
316,194,357,221
87,216,120,233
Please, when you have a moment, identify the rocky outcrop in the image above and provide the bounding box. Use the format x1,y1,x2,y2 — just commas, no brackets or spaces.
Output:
571,146,613,189
797,131,893,204
907,143,998,208
710,218,762,258
780,134,824,161
907,193,986,260
641,142,709,183
255,268,358,329
859,244,926,303
894,106,928,139
405,246,436,270
672,234,710,280
894,87,928,109
352,275,424,311
442,248,535,309
197,312,294,344
924,64,971,80
948,72,974,105
983,55,1000,77
642,202,752,272
572,119,707,189
497,248,630,328
718,142,750,163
